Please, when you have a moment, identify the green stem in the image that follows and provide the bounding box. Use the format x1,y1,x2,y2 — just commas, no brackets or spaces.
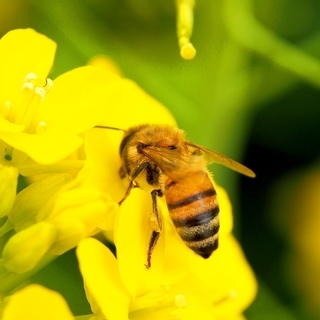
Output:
225,0,320,88
0,220,13,238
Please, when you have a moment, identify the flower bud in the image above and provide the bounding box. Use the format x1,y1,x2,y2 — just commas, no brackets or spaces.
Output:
41,187,118,254
8,173,72,231
49,220,86,255
2,222,57,273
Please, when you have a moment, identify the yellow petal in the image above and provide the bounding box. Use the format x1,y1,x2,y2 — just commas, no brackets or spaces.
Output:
190,235,257,317
0,115,24,133
79,78,177,200
77,238,131,320
98,78,176,129
1,284,74,320
0,29,56,105
43,187,116,229
2,221,57,273
115,189,166,297
0,131,83,164
88,55,123,77
38,66,122,134
169,274,217,320
115,189,190,295
17,159,84,176
159,199,191,286
78,128,127,202
0,165,18,217
48,219,87,255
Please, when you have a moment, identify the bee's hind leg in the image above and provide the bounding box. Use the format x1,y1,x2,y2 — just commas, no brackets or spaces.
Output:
145,189,163,269
145,231,160,269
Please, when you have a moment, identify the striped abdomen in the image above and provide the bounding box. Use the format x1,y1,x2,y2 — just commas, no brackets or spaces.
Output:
165,171,219,259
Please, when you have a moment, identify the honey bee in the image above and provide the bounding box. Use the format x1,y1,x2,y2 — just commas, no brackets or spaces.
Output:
96,124,255,268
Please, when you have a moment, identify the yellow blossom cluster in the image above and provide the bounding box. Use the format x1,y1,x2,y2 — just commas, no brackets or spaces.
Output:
0,29,257,319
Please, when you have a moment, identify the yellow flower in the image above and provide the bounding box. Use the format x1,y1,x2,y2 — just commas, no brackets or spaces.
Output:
2,221,57,274
0,28,122,217
1,176,118,274
76,57,256,319
77,59,176,209
0,59,175,273
1,284,74,320
77,188,257,320
0,31,127,281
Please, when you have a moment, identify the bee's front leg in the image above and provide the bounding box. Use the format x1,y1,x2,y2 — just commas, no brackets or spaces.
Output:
118,180,137,205
145,189,163,269
119,162,149,205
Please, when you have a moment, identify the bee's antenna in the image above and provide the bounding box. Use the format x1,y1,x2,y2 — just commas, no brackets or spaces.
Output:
94,125,126,132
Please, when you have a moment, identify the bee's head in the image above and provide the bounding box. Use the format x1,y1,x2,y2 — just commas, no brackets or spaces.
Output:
126,125,185,153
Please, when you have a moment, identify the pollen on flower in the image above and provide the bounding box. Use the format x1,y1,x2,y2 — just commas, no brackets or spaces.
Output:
35,77,53,101
24,72,38,83
148,213,161,232
44,78,53,92
21,72,37,91
34,87,47,101
15,73,53,131
21,81,35,92
21,73,53,96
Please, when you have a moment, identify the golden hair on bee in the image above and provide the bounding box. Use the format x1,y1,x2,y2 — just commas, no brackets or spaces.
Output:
95,124,255,268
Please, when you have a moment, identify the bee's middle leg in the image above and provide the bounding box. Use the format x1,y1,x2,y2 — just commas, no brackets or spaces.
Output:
145,189,163,269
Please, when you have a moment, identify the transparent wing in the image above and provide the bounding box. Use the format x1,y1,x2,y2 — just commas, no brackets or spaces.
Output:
186,142,256,177
142,147,206,181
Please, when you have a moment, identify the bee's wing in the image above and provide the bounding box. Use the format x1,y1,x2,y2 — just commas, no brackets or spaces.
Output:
186,142,256,178
142,147,206,181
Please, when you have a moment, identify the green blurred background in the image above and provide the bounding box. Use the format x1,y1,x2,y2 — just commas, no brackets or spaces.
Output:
2,0,320,319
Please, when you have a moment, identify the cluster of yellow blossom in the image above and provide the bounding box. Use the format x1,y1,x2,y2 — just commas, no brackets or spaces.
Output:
0,29,256,319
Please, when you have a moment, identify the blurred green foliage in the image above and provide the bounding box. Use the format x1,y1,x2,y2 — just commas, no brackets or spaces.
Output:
1,0,320,318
